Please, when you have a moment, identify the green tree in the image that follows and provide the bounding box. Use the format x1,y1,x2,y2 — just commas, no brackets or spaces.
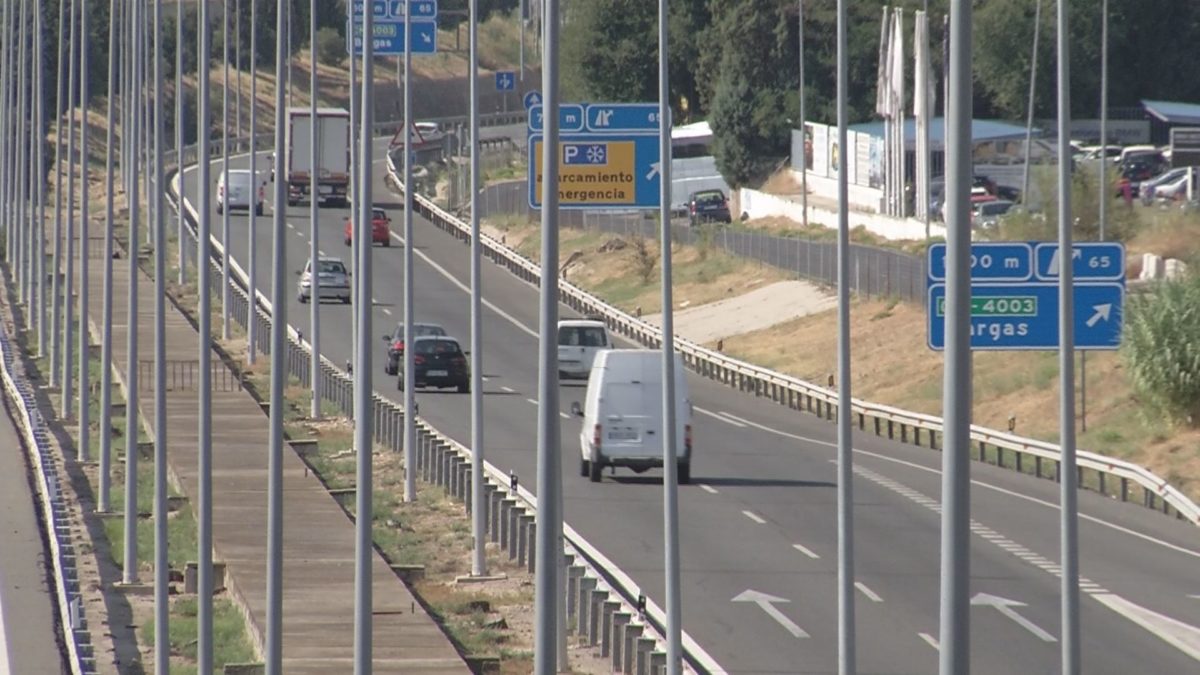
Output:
708,0,793,187
561,0,657,103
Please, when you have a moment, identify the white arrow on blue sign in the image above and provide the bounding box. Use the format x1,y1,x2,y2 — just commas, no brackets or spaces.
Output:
925,241,1126,351
351,0,437,19
927,282,1123,350
523,90,542,110
585,103,662,133
495,71,516,92
348,18,437,55
1034,242,1125,281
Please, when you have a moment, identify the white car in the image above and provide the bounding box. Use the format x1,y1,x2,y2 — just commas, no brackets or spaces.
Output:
216,169,264,215
297,256,351,304
557,319,610,379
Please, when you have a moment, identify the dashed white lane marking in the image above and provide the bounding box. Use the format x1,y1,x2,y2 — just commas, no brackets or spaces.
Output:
694,406,746,428
855,582,883,603
792,543,820,559
525,398,538,406
381,308,391,316
848,461,1113,597
560,412,570,420
501,386,515,393
698,484,719,495
919,632,940,650
286,222,294,229
742,510,766,525
388,229,538,339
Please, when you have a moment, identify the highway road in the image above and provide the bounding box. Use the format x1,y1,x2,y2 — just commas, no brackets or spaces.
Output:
182,140,1200,673
0,396,68,673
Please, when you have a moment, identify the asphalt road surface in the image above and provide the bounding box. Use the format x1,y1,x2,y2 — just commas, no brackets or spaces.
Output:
0,396,67,673
183,141,1200,674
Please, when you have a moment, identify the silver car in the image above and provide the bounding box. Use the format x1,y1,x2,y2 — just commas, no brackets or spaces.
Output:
297,256,351,304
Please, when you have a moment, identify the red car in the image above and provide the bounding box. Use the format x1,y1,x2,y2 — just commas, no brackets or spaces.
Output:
344,208,392,247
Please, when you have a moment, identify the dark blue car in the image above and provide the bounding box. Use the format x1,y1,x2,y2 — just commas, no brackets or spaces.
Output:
688,189,732,226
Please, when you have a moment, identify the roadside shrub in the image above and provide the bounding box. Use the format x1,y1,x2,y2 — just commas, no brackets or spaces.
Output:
1123,269,1200,426
316,27,345,67
633,236,657,284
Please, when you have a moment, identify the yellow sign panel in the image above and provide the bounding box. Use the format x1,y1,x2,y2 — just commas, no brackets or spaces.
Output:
532,140,637,206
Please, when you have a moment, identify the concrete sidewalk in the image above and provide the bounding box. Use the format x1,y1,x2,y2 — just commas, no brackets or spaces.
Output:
82,241,468,673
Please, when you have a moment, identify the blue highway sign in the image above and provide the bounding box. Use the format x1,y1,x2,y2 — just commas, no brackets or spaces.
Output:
495,71,516,92
349,18,437,55
352,0,437,19
527,133,661,210
1034,242,1125,282
585,103,662,133
527,104,586,133
927,282,1123,351
927,242,1034,283
523,90,542,110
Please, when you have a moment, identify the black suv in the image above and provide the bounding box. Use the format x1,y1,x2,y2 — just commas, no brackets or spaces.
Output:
381,322,446,375
687,189,732,226
398,336,470,393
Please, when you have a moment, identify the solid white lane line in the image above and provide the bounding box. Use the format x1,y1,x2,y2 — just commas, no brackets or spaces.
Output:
742,510,766,525
855,582,883,603
694,406,746,428
501,386,515,393
792,543,820,560
919,632,940,650
699,484,719,495
388,230,538,338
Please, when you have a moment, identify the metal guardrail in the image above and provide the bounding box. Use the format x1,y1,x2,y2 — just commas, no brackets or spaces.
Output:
0,327,95,673
166,138,711,674
388,155,1200,528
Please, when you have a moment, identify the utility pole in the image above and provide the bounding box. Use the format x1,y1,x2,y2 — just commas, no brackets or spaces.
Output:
939,0,973,673
835,0,856,672
63,0,78,419
152,0,169,669
354,2,376,672
309,0,321,420
176,0,187,285
98,0,119,516
122,0,142,588
1056,0,1080,669
534,2,562,673
266,0,290,667
196,0,215,666
247,0,258,363
222,0,232,340
468,0,487,578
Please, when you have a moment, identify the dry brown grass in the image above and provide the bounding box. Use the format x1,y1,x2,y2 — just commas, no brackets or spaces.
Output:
487,217,787,316
715,296,1200,500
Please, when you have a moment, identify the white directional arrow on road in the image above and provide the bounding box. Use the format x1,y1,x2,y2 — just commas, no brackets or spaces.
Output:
645,161,661,181
732,590,809,638
1086,303,1114,328
971,593,1057,642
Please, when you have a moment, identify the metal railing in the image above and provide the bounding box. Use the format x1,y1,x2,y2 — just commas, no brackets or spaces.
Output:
166,135,712,674
390,155,1200,528
0,327,96,673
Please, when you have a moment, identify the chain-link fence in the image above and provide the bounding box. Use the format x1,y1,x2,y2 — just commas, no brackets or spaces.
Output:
475,180,929,301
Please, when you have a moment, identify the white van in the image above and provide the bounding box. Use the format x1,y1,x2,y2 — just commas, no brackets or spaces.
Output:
571,349,692,484
557,319,610,379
